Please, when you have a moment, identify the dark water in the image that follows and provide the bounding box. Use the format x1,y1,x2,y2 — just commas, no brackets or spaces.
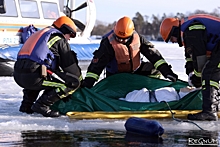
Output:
0,130,219,147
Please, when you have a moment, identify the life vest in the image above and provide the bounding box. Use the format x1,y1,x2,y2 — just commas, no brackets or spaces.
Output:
181,14,220,52
17,27,63,69
107,31,141,73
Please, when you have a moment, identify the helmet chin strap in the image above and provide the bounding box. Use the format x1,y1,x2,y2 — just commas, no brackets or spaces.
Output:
124,35,133,45
177,20,183,47
177,35,183,47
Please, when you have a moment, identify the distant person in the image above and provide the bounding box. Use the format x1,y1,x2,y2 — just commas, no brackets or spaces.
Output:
47,10,58,19
160,14,220,121
81,16,178,88
13,16,82,117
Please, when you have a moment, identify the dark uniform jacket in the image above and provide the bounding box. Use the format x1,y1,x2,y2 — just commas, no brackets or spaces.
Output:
14,33,82,90
83,33,175,88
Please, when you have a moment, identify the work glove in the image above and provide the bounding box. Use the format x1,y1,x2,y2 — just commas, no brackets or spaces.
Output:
158,64,177,82
62,95,71,103
54,71,80,89
57,87,79,99
188,72,202,88
80,80,90,88
80,77,96,88
65,74,80,88
166,73,178,82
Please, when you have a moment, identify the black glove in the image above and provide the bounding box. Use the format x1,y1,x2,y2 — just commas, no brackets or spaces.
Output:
55,71,80,88
65,74,80,88
80,77,96,88
80,80,90,88
190,74,202,88
166,73,178,82
62,95,71,103
158,64,177,82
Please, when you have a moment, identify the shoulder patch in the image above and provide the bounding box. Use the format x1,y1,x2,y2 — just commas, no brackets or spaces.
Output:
92,58,99,63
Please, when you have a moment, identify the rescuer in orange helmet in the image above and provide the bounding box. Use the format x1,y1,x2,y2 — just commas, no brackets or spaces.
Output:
81,16,178,88
160,14,220,121
14,16,82,117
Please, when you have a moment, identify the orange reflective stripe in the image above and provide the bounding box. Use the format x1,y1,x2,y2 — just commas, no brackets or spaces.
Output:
188,14,220,22
181,14,220,25
18,28,50,55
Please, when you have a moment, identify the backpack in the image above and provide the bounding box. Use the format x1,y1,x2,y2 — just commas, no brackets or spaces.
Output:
21,24,39,43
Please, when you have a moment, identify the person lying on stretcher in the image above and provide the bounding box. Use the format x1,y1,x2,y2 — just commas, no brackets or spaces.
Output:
119,86,201,103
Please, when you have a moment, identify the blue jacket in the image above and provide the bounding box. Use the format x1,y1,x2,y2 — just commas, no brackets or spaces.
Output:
17,27,63,69
181,15,220,51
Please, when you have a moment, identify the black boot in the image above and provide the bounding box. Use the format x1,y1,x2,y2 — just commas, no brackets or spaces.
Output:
187,111,217,121
187,87,219,121
19,89,40,114
31,90,60,117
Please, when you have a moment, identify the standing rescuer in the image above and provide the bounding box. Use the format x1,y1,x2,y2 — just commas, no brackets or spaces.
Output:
81,16,178,88
160,14,220,121
13,16,82,117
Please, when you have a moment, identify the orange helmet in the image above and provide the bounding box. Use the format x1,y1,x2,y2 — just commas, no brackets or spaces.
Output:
53,16,77,38
114,16,134,38
160,18,179,42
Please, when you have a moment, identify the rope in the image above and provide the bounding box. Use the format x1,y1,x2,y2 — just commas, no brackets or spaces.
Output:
161,101,204,130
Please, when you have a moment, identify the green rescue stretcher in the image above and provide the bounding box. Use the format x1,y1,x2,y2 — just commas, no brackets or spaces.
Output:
51,73,214,119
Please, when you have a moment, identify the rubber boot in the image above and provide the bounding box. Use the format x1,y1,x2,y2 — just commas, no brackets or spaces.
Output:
187,87,219,121
19,89,40,114
31,89,60,117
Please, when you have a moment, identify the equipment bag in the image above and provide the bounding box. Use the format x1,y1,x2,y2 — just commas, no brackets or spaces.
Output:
21,24,39,43
125,117,164,136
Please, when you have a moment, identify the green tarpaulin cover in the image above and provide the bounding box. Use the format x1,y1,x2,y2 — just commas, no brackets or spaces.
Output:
52,73,202,115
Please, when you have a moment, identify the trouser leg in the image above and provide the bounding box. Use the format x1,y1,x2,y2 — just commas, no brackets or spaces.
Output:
31,71,80,117
187,86,219,121
202,86,220,113
19,89,40,114
31,89,60,117
187,51,220,121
